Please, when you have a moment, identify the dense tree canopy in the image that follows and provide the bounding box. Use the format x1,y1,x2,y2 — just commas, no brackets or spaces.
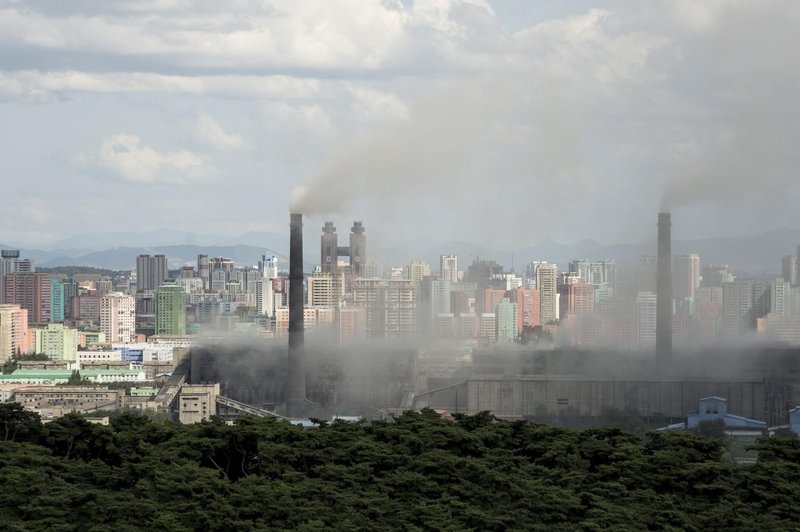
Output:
0,406,798,530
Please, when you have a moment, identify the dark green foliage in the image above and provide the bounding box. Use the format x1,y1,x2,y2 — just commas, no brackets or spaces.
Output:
65,370,92,386
0,406,797,529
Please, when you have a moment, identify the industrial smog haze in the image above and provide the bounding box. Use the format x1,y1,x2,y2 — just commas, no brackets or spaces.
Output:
2,1,800,529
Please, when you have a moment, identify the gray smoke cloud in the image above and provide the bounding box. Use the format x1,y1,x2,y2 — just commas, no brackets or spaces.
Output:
290,74,533,215
661,1,800,212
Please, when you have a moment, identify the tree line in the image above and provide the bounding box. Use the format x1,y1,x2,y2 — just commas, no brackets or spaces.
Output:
0,403,799,530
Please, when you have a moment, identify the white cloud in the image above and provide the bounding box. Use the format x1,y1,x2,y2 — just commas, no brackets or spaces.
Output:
0,70,320,100
76,133,210,184
265,102,332,133
193,113,248,151
345,84,408,122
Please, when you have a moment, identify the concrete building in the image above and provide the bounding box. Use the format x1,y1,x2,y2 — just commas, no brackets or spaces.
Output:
558,281,595,318
694,286,724,340
178,383,220,424
495,298,518,341
339,307,367,343
458,313,478,338
701,265,734,287
2,272,52,325
320,221,367,276
636,292,657,347
507,287,538,333
723,278,756,335
50,278,65,322
528,262,558,324
13,386,123,415
256,277,275,317
478,313,496,340
418,278,451,334
258,255,279,280
0,304,29,362
385,280,416,338
77,350,122,364
482,288,507,315
275,306,335,336
782,255,798,286
100,292,136,343
757,314,800,344
156,284,187,335
308,271,337,308
350,278,416,339
72,292,101,324
674,254,700,315
349,221,367,276
440,255,458,284
197,254,210,290
0,250,34,305
33,323,78,360
136,254,168,292
0,368,146,385
407,261,431,282
96,277,113,295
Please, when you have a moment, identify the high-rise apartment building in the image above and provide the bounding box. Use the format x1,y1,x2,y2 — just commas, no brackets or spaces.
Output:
558,281,595,317
529,262,558,324
308,271,336,307
339,307,368,340
2,272,52,325
673,254,700,314
155,284,187,335
636,255,657,293
0,304,29,362
96,277,113,295
350,278,416,338
407,261,431,282
508,287,539,331
701,265,734,287
0,250,34,305
197,254,210,290
636,291,657,347
569,260,593,284
50,277,65,322
440,255,458,284
259,255,278,280
100,292,136,343
136,254,168,291
723,278,755,335
418,278,451,334
781,255,798,286
495,298,518,341
384,279,416,338
256,278,275,317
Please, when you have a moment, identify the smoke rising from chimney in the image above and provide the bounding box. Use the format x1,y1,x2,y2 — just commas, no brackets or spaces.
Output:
289,74,585,218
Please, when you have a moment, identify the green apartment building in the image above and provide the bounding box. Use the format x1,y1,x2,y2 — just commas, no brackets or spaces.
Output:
155,284,187,335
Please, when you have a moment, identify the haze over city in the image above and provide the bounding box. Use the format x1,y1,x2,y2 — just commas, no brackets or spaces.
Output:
2,0,799,249
2,2,800,529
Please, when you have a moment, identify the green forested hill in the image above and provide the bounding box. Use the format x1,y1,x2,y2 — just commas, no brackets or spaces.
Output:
0,404,799,531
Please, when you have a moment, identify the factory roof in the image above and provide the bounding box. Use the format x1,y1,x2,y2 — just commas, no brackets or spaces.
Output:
10,369,142,376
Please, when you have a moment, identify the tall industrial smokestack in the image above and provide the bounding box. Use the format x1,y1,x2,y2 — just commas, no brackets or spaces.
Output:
656,211,673,373
288,212,306,416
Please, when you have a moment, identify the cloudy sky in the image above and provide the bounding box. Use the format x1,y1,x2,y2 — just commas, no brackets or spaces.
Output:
1,0,798,249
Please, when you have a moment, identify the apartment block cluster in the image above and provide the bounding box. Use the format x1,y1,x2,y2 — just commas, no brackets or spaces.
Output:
3,234,800,373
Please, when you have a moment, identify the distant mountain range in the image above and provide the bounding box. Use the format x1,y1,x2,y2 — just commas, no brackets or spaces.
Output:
2,227,798,274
